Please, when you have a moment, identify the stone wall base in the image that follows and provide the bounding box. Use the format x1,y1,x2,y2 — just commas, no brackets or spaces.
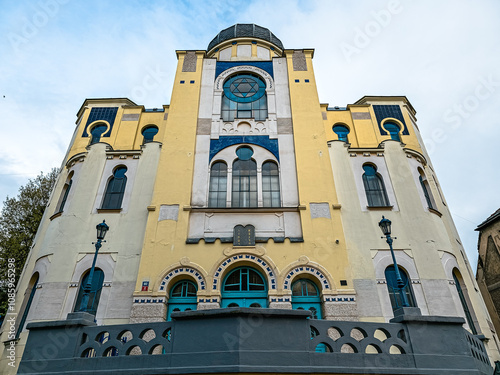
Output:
197,302,220,310
269,301,292,309
130,303,166,323
323,302,358,321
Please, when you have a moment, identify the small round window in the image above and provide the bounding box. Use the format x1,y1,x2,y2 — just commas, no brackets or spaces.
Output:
90,124,107,144
142,126,158,144
332,125,350,142
383,122,401,142
236,146,254,161
223,74,266,103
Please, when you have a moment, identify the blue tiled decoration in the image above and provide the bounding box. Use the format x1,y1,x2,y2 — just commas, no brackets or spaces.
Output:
283,266,330,290
209,136,279,162
372,105,410,136
82,107,118,137
216,61,274,80
212,254,277,290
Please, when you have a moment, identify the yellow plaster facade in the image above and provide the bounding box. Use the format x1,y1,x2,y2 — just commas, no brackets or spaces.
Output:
2,23,499,374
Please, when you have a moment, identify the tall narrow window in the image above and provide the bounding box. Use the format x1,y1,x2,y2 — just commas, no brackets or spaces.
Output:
232,147,257,207
167,280,197,321
74,268,104,316
16,273,39,337
262,161,280,207
221,267,267,308
57,173,73,213
142,126,158,144
209,162,227,207
292,279,322,319
221,74,267,121
332,125,350,142
418,168,434,209
362,164,390,207
102,167,127,209
385,266,416,310
90,124,107,145
383,122,401,142
453,271,477,334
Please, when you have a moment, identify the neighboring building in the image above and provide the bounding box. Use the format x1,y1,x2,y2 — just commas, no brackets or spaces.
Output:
1,24,499,374
477,209,500,336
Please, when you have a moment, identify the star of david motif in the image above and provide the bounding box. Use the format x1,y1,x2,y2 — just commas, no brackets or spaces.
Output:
230,78,258,98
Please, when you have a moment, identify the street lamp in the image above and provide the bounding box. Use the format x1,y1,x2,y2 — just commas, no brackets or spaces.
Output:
378,216,409,308
79,220,109,313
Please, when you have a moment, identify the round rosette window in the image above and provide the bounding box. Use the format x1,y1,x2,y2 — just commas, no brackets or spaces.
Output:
223,74,266,103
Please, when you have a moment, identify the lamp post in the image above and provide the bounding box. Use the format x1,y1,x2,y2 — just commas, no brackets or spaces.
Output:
378,216,409,308
79,220,109,313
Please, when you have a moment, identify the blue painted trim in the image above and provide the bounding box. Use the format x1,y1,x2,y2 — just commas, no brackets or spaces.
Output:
216,61,274,80
209,136,279,162
82,107,118,137
373,105,409,136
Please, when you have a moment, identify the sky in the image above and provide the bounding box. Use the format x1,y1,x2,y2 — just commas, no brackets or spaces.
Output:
0,0,499,271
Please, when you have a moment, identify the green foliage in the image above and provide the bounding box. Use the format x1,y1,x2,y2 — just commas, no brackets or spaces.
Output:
0,169,58,317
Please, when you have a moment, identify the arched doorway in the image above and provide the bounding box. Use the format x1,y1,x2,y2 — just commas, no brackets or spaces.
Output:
221,267,267,308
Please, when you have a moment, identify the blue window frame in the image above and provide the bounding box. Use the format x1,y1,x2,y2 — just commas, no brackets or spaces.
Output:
167,280,197,321
209,162,228,208
90,124,108,145
362,164,390,207
262,161,280,207
74,268,104,315
332,125,350,142
102,167,127,209
142,126,159,144
222,74,267,121
383,122,401,142
385,266,416,311
221,267,267,308
291,279,322,319
232,157,257,208
453,272,477,334
16,273,39,337
58,178,73,213
418,169,434,209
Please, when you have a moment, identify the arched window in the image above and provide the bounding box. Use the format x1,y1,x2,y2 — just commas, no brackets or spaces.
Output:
101,166,127,209
142,126,159,144
90,124,107,145
74,268,104,315
221,74,267,121
16,273,39,337
383,122,401,142
209,162,227,207
332,125,350,142
362,164,390,207
221,267,267,308
291,279,322,319
418,168,434,209
57,172,73,213
453,271,477,334
167,280,198,321
232,147,257,207
262,161,280,207
385,266,416,311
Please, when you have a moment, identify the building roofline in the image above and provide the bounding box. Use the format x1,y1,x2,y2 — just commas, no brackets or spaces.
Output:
76,98,137,119
354,95,417,116
476,208,500,231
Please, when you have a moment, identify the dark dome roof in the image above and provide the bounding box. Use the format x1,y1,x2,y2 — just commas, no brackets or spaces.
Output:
207,24,284,52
